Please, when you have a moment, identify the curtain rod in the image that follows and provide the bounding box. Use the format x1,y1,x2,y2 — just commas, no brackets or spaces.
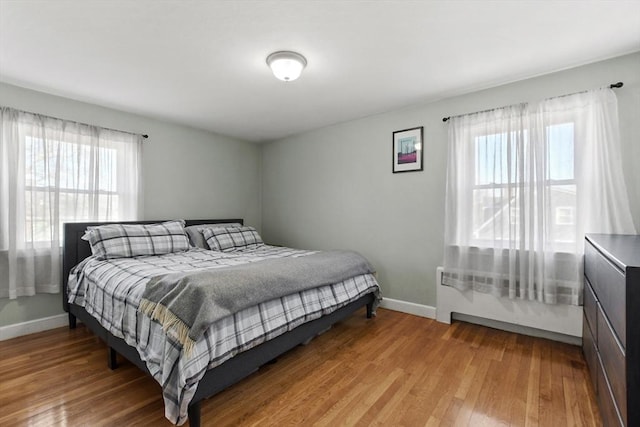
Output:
441,81,624,123
1,105,149,139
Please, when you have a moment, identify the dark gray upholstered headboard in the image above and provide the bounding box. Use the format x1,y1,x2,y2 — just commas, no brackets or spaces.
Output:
62,219,244,313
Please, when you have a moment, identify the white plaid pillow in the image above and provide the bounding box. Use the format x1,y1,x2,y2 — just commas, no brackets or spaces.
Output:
184,223,242,249
82,220,190,260
202,225,264,252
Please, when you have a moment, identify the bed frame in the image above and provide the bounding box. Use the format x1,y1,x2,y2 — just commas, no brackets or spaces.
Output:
62,219,376,427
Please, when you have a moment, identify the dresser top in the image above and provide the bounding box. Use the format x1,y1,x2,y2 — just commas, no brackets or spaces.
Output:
586,234,640,270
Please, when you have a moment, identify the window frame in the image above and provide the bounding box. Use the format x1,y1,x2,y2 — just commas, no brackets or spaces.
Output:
468,120,578,248
22,133,126,245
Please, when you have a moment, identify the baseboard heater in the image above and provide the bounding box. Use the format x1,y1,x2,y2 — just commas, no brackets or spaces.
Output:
435,267,583,344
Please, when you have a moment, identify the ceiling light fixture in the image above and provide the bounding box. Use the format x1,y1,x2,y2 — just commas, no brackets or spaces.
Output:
266,51,307,82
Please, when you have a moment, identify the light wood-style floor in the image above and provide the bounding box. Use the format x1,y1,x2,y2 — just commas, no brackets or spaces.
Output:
0,308,601,426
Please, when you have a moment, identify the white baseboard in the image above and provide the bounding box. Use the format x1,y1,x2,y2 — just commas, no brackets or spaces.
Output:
379,297,436,319
0,313,68,341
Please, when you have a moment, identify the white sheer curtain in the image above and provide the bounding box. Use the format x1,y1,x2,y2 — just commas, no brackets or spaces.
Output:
0,107,142,299
443,88,636,305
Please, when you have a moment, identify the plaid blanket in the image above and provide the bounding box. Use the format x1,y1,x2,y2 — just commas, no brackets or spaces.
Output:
139,250,375,355
67,246,380,425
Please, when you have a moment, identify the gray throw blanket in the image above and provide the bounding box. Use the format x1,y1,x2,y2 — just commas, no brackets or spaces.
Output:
138,250,375,355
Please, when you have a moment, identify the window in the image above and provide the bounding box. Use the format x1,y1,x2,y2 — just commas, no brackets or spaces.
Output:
443,89,636,306
1,106,142,298
471,123,576,247
25,136,121,244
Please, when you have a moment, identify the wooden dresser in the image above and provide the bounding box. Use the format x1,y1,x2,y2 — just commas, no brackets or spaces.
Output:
583,234,640,427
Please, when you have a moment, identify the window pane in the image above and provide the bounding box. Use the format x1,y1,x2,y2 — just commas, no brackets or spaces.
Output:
472,187,513,242
475,131,525,185
24,189,52,242
549,184,576,243
547,122,574,181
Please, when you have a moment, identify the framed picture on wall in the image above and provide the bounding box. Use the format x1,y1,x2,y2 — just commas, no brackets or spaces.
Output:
392,126,423,173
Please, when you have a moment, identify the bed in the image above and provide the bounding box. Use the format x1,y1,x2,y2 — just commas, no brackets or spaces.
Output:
62,219,380,426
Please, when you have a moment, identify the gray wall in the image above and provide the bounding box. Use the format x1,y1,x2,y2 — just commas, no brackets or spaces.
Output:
0,82,262,327
261,52,640,307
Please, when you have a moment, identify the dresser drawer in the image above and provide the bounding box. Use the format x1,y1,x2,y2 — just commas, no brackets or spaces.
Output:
597,353,625,427
598,303,627,425
584,278,598,340
596,253,627,347
582,314,598,393
585,241,598,287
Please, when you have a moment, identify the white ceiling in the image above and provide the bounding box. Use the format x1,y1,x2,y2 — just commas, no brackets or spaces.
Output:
1,1,639,143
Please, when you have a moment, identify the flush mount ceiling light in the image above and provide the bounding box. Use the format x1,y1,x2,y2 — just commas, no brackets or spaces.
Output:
266,51,307,82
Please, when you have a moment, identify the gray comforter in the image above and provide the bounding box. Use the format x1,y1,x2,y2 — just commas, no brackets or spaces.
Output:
138,250,375,355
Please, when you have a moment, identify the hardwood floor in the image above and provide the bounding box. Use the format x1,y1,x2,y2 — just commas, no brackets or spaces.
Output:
0,308,601,426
